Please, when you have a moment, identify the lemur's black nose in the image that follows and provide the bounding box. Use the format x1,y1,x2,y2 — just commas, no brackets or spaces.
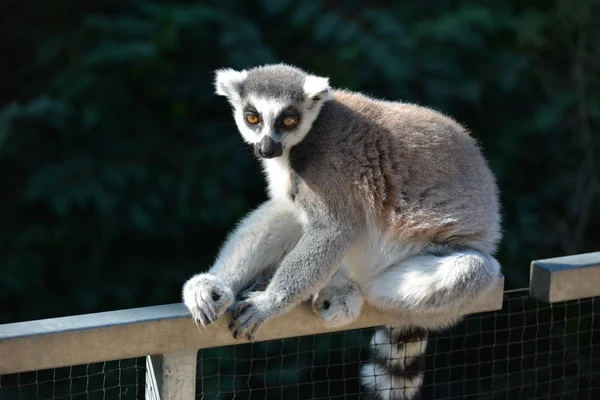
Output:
256,136,283,158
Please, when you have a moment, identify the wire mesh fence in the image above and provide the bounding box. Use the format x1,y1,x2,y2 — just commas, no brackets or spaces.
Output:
1,291,598,399
0,358,145,400
196,290,599,399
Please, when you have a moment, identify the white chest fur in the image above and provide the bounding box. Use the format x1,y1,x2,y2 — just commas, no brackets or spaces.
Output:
261,153,292,201
260,154,309,227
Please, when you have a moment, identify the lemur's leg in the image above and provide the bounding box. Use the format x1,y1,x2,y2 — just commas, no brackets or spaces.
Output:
362,249,500,314
312,267,365,328
360,249,500,400
182,199,302,326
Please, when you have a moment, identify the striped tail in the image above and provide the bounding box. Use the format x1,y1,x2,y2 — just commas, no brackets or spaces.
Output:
360,325,428,400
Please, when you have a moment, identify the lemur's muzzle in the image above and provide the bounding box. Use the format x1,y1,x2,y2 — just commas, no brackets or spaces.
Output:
255,135,283,159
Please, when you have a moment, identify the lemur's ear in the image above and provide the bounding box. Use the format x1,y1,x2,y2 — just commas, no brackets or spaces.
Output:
214,68,248,101
303,74,332,105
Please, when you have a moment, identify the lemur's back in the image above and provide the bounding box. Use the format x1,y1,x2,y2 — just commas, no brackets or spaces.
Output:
292,89,501,254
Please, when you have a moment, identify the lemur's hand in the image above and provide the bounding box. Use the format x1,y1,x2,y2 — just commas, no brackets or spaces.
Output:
182,274,234,326
229,291,281,341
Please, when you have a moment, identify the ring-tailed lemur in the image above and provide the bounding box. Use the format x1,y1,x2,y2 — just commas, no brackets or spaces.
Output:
182,63,502,399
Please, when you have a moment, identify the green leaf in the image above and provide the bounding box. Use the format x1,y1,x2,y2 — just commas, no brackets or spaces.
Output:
83,41,157,66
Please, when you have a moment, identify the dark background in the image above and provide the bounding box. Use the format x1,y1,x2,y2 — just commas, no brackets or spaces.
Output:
3,0,599,324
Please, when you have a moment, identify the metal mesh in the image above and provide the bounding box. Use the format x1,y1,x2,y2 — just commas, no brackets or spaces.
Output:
421,292,599,399
0,358,145,400
196,291,599,399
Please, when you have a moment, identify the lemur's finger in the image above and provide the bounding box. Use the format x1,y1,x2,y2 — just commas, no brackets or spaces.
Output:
231,320,252,340
193,294,211,325
248,322,262,341
228,319,242,338
198,290,218,318
196,308,211,326
232,301,251,319
231,326,243,340
234,306,255,327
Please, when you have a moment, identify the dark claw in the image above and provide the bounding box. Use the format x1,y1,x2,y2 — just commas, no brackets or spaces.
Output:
232,327,242,340
323,300,331,310
196,308,211,325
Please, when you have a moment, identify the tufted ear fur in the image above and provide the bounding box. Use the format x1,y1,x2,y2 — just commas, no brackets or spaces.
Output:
303,74,332,105
214,68,248,101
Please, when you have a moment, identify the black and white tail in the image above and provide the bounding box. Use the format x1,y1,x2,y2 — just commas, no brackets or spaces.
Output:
361,325,428,400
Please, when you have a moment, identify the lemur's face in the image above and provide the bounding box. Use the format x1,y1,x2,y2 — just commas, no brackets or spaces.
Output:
214,64,331,159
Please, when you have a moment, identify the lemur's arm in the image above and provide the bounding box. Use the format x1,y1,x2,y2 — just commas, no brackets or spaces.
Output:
182,199,302,326
209,199,302,293
229,210,357,339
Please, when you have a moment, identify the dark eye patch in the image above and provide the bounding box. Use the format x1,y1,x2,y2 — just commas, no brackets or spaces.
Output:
276,106,301,129
243,104,259,115
243,104,261,129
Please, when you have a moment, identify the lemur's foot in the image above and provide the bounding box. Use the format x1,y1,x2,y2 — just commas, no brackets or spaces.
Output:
182,274,234,326
312,280,364,328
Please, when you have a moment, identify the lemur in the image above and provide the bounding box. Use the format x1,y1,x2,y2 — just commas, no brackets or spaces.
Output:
182,63,502,400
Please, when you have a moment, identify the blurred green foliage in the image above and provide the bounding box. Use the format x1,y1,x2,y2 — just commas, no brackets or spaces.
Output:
0,0,598,325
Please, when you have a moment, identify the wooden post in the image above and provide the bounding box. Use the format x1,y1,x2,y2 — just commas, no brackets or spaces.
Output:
146,349,197,400
530,251,600,302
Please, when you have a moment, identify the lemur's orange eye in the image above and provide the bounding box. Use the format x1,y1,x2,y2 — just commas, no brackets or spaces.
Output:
283,116,297,127
246,114,260,124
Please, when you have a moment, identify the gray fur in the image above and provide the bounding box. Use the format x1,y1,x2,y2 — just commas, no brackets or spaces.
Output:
183,63,503,399
240,64,307,104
